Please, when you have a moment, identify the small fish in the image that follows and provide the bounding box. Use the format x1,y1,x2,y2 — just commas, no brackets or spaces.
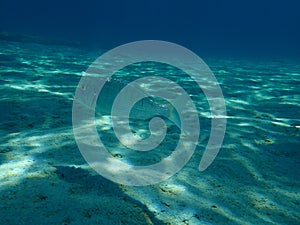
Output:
95,77,181,128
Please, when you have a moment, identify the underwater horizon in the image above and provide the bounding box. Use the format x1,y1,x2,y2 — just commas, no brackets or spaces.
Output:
0,1,299,224
1,0,300,57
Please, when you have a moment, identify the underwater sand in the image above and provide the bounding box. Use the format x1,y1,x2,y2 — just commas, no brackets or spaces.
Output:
0,39,299,224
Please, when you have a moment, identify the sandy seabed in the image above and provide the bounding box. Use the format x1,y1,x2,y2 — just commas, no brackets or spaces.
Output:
0,39,299,225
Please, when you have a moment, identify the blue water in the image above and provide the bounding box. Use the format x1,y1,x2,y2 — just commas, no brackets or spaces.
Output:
1,0,299,56
0,1,299,224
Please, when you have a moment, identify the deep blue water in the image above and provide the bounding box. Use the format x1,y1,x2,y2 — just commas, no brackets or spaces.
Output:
1,0,299,56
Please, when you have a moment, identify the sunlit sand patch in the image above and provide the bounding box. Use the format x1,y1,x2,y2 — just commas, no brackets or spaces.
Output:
0,156,34,187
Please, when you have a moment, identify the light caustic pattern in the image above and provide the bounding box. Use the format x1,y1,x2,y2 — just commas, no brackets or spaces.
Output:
72,40,226,186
